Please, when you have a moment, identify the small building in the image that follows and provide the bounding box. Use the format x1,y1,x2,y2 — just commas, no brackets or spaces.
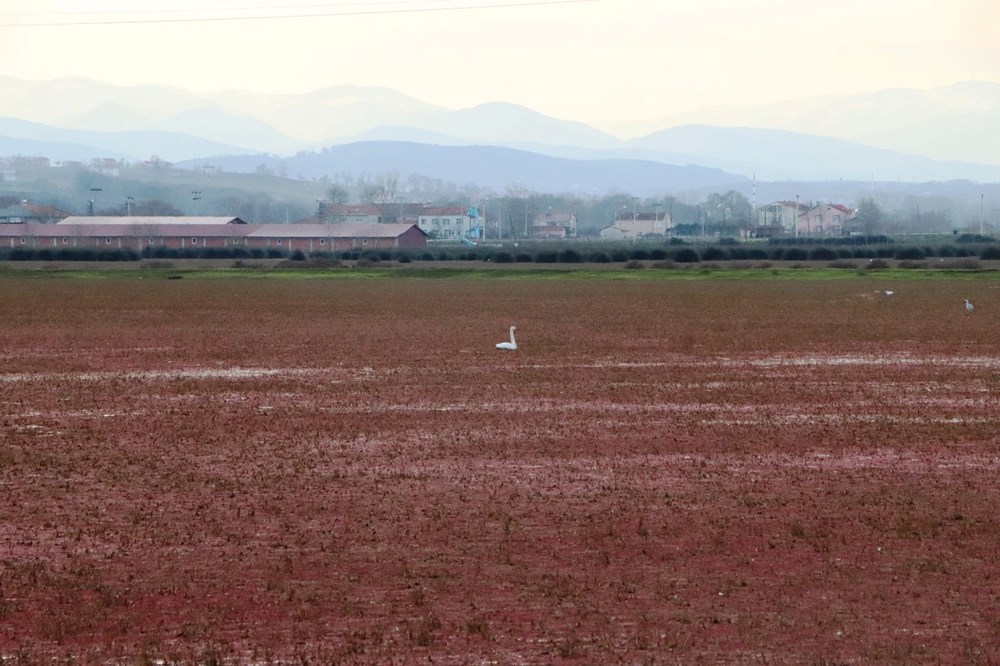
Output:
532,211,577,238
247,223,428,252
1,202,72,224
599,211,672,239
318,204,385,224
756,201,806,235
532,224,567,239
598,225,627,240
417,207,475,240
796,204,855,237
376,203,426,224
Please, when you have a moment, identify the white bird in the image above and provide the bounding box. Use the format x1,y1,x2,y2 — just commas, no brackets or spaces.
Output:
965,299,975,314
496,325,518,350
884,290,894,296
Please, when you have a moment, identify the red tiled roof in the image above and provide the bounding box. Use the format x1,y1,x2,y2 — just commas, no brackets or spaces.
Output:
419,207,467,216
59,216,247,225
0,222,426,240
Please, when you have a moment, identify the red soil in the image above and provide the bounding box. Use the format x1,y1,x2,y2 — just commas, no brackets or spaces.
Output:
1,276,999,663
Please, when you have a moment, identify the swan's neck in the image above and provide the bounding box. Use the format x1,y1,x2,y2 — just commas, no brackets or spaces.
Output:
509,327,516,343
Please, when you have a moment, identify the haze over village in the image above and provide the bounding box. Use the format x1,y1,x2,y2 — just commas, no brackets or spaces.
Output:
3,0,1000,240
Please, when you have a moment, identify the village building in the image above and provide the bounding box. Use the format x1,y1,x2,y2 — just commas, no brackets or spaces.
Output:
532,211,577,239
416,206,477,240
598,211,671,240
796,203,855,237
317,204,386,224
755,201,808,236
1,201,73,225
0,217,427,251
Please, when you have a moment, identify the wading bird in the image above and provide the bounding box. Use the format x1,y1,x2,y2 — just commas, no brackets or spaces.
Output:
965,299,975,314
496,325,518,350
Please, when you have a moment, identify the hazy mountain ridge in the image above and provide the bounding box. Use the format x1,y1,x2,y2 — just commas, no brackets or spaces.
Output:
0,117,258,162
179,141,745,197
3,76,1000,191
645,81,1000,164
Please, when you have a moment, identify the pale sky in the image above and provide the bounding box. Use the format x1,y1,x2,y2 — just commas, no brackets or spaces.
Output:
2,0,998,131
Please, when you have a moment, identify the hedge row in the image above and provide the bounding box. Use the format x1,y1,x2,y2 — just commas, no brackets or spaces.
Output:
423,245,995,263
2,243,999,264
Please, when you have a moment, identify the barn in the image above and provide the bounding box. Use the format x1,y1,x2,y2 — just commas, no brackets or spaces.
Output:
1,217,428,251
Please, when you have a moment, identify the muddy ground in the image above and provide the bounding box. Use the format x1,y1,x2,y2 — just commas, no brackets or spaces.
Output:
1,276,999,663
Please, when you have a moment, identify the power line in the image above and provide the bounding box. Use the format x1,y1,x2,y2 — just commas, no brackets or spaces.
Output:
0,0,436,18
0,0,598,27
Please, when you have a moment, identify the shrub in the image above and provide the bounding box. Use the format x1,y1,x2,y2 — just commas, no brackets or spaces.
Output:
289,249,306,261
894,247,926,260
629,249,649,260
957,233,994,243
782,248,808,261
672,247,700,263
623,260,645,269
865,259,890,270
649,248,668,260
515,253,533,262
588,251,612,263
535,251,558,263
828,260,857,269
809,247,839,261
610,250,629,262
558,249,583,263
491,251,514,263
701,246,727,261
727,247,748,260
979,245,1000,260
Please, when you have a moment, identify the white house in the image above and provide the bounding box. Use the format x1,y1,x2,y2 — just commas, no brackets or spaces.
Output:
417,206,476,239
599,212,671,239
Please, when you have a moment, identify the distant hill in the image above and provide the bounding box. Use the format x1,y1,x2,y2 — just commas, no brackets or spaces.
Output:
0,117,259,162
179,141,746,197
625,125,1000,182
643,81,1000,165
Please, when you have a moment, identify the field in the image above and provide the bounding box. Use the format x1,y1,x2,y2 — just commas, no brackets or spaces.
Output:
2,271,1000,663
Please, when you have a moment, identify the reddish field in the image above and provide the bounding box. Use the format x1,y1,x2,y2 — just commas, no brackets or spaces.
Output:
2,274,1000,663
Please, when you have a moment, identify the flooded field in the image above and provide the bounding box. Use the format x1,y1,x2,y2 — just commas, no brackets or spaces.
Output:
1,275,999,663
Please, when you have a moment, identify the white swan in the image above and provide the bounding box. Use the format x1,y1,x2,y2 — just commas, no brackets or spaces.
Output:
965,299,974,313
496,325,518,350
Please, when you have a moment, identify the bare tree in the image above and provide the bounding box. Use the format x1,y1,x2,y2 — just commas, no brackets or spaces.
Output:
326,184,349,204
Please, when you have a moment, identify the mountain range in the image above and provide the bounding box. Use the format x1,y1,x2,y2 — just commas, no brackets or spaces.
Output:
2,75,1000,195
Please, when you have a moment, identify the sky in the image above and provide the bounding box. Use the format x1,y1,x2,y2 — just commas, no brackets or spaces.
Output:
2,0,999,133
